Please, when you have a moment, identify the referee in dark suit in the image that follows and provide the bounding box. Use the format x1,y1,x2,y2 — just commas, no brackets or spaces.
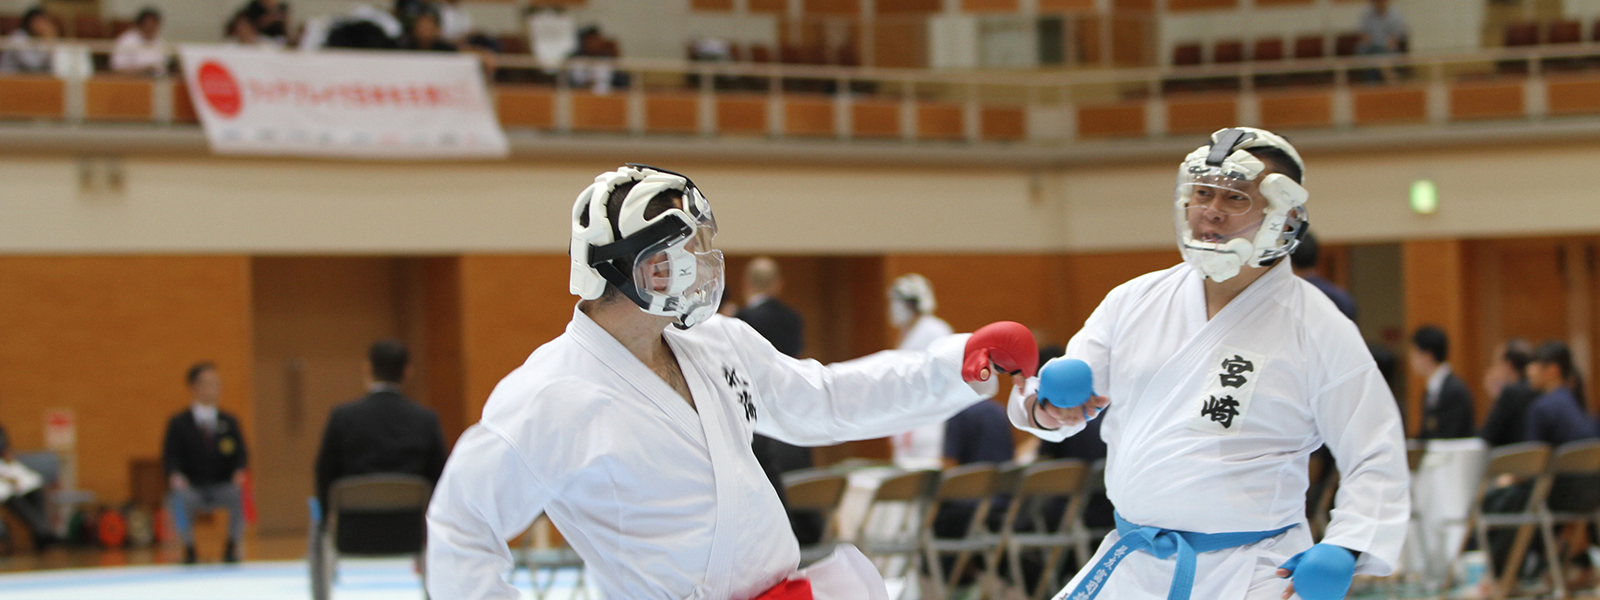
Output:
314,340,447,523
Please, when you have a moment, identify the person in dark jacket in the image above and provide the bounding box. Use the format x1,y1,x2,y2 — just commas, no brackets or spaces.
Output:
1524,340,1597,446
314,340,448,521
1480,339,1540,447
1409,325,1475,439
162,362,248,564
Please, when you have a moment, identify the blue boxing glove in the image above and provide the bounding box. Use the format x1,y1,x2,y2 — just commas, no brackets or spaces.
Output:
1278,544,1356,600
1037,358,1095,409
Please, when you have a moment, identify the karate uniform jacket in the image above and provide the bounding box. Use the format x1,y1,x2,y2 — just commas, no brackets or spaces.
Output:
1010,261,1409,600
427,308,988,600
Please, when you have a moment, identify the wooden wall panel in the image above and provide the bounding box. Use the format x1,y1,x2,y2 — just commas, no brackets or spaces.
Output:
917,103,964,140
495,87,554,129
1058,250,1181,342
852,101,901,138
458,255,576,423
1450,82,1524,120
1545,75,1600,115
0,76,62,118
0,256,252,508
1165,96,1236,135
1039,0,1095,10
1077,103,1145,138
645,93,699,133
1168,0,1236,11
85,78,153,121
172,81,197,123
879,0,940,12
784,98,835,137
980,106,1026,141
1402,239,1475,437
805,0,859,14
1259,91,1332,130
571,93,628,132
1353,86,1427,125
717,96,768,134
873,19,927,68
962,0,1019,11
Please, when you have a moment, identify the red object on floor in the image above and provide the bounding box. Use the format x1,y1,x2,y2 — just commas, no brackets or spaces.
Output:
754,579,812,600
241,471,257,525
97,509,127,548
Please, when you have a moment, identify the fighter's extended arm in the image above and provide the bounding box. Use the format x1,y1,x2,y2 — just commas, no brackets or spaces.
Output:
426,423,556,600
1309,361,1411,577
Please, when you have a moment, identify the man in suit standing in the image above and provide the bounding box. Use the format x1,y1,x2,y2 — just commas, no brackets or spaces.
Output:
314,340,447,522
1410,325,1475,439
162,362,248,564
732,257,818,542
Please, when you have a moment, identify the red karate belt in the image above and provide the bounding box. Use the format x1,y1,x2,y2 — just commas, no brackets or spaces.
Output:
754,578,812,600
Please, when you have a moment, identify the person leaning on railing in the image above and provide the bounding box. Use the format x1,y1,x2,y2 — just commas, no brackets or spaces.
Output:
0,7,57,74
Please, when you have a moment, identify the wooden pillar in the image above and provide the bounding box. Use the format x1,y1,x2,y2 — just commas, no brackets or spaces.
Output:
1402,239,1475,438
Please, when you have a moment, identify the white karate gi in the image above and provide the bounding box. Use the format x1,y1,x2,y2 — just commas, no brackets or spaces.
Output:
1011,261,1409,600
428,307,989,600
890,314,954,470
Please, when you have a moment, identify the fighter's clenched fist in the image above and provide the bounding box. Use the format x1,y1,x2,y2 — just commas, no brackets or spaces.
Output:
962,321,1039,382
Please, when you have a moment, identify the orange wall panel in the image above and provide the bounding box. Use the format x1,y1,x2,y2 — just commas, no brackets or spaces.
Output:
571,93,628,132
1038,0,1095,10
717,96,768,134
495,87,554,129
645,94,699,133
784,98,835,137
0,256,253,506
962,0,1019,11
1402,239,1472,437
878,0,940,12
1165,96,1236,135
1449,82,1523,120
1545,75,1600,116
1353,86,1427,125
917,103,964,140
458,255,576,423
1259,91,1332,130
980,106,1026,141
852,101,901,138
0,76,62,119
85,78,153,121
805,0,859,14
1077,103,1145,138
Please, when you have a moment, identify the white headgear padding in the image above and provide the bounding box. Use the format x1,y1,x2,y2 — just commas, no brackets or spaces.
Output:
890,274,936,314
1175,127,1310,282
569,164,724,329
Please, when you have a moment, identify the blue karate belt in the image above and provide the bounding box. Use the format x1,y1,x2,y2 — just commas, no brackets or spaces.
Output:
1057,512,1295,600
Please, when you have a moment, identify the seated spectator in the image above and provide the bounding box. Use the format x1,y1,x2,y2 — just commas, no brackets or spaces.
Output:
1480,339,1539,448
1524,340,1597,446
242,0,290,42
569,26,624,94
0,422,55,550
314,340,446,523
225,10,281,48
1410,325,1475,439
933,398,1014,539
163,362,248,564
1357,0,1407,55
0,8,57,74
526,5,576,69
111,7,166,76
399,8,456,52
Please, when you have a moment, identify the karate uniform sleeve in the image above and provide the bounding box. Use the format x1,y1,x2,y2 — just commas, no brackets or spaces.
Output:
1008,283,1121,442
1311,363,1411,577
727,320,990,446
426,423,555,600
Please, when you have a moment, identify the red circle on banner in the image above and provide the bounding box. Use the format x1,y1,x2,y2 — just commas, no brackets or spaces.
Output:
197,61,241,118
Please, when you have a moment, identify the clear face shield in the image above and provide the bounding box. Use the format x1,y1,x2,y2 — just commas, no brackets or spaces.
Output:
1176,174,1268,248
632,192,725,329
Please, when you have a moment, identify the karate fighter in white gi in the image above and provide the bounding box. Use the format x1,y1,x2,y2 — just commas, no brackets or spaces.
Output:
426,164,1039,600
1013,128,1410,600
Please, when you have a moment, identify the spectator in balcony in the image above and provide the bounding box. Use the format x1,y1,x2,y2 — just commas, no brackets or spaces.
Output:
111,7,166,76
0,422,56,551
399,7,456,52
436,0,472,45
1357,0,1407,56
162,362,248,564
0,8,58,74
242,0,290,42
1480,339,1539,447
570,26,624,94
225,10,281,48
526,5,576,69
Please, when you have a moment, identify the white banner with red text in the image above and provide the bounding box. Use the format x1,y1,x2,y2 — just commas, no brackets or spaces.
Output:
179,45,508,159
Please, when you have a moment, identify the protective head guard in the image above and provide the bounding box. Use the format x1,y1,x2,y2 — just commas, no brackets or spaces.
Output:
889,273,936,328
570,164,725,329
1175,127,1309,282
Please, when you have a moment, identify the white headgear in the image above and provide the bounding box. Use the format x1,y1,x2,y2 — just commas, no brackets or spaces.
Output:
889,273,936,328
1174,127,1309,282
570,164,725,329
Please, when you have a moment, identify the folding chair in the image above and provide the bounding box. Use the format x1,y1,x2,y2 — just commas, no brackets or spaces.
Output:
518,514,588,600
923,463,1001,600
998,459,1088,600
309,474,432,600
1537,439,1600,600
855,469,938,595
782,468,849,565
1450,442,1552,600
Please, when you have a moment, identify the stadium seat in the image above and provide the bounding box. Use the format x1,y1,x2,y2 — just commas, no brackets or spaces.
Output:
1172,43,1203,67
1253,38,1284,62
1213,40,1244,64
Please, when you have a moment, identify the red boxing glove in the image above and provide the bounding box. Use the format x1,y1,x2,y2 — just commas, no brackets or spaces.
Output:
962,321,1039,382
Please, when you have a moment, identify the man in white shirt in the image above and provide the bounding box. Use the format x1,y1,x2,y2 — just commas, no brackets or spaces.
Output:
1016,128,1409,600
425,165,1039,600
111,7,165,75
